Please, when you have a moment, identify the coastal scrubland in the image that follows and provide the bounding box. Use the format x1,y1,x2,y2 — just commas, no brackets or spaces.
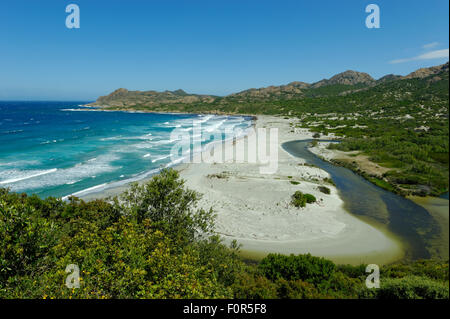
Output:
1,169,448,299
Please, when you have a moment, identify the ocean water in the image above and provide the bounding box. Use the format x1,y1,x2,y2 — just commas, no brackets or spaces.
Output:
0,101,253,198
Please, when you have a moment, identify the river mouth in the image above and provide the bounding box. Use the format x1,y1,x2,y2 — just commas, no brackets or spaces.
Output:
282,140,448,261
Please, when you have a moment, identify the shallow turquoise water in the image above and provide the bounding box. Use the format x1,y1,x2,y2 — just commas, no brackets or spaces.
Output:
0,101,252,198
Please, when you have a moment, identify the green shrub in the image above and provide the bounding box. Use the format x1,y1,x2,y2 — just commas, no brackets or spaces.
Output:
326,271,363,298
258,253,336,286
336,264,367,279
291,191,316,208
275,278,323,299
291,191,306,207
118,169,215,243
359,275,449,299
232,272,278,299
318,186,331,194
0,199,57,282
381,259,449,282
304,193,316,203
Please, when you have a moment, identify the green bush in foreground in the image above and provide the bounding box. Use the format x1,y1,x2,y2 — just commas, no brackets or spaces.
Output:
0,169,448,299
0,169,235,299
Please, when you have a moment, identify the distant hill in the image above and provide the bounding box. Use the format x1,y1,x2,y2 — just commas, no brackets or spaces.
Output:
87,62,449,111
403,62,449,79
226,81,309,102
89,88,216,108
311,70,375,88
376,74,403,83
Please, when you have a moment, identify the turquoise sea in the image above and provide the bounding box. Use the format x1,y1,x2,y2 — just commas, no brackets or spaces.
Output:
0,101,253,198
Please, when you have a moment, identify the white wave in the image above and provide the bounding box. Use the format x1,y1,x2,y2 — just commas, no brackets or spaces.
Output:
66,180,80,185
151,155,171,163
205,119,226,132
0,168,58,185
62,183,108,200
150,138,181,145
100,134,154,141
196,115,214,123
0,160,41,167
163,123,182,128
40,139,64,145
61,167,163,200
3,154,119,191
134,142,154,149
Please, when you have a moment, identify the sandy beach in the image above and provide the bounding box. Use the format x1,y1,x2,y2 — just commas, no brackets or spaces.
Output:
78,114,405,265
79,115,404,264
175,115,404,265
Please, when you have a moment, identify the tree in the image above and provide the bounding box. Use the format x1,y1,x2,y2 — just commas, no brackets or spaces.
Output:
117,169,215,244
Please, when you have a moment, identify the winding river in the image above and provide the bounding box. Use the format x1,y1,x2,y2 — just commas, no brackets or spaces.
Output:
282,140,449,261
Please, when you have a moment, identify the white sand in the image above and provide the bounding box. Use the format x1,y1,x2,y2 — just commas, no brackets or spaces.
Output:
81,115,404,265
176,115,404,264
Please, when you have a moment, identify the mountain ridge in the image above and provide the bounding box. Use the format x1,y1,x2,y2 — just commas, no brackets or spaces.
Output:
87,62,449,108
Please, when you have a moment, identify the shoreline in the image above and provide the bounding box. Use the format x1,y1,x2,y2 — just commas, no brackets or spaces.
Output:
174,115,404,265
65,110,257,201
82,103,260,119
77,112,404,265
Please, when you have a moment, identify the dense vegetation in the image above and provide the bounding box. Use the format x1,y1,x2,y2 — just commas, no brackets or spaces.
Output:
106,65,448,196
1,169,448,299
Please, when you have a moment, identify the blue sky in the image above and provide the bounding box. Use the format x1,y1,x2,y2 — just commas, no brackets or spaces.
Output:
0,0,448,100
